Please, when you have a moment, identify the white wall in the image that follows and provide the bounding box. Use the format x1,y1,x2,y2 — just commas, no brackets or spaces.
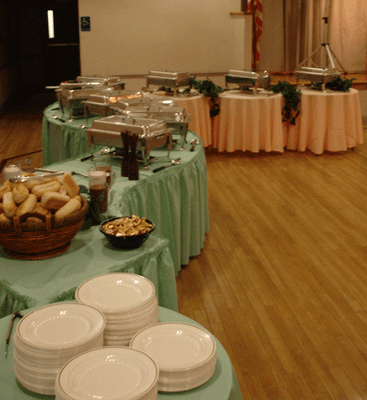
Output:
78,0,253,76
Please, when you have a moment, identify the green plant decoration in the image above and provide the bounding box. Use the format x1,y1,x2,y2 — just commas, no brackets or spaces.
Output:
270,81,301,125
323,76,355,92
185,77,224,117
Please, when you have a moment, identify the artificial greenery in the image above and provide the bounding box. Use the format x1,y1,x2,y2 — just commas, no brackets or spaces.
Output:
185,77,224,117
317,76,355,92
270,81,301,125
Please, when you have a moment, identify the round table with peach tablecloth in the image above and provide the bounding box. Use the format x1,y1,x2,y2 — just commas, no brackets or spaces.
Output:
174,94,212,147
211,91,284,153
283,88,363,154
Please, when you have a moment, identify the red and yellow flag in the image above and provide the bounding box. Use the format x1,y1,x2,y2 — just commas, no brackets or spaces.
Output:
247,0,263,69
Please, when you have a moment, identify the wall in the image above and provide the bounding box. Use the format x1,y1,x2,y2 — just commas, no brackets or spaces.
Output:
78,0,256,76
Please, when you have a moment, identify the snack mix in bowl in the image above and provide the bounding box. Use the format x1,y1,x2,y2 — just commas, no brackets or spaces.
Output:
100,215,154,249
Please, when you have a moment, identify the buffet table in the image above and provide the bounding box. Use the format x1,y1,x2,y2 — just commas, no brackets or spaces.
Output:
42,104,104,166
0,305,243,400
40,128,209,273
174,94,212,147
0,226,178,319
283,88,364,154
211,91,284,153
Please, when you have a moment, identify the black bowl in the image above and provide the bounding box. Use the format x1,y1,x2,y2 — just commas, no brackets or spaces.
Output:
99,217,155,250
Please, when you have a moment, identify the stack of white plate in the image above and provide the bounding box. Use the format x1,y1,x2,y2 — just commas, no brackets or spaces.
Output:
130,322,217,392
13,303,106,396
55,347,159,400
75,273,159,346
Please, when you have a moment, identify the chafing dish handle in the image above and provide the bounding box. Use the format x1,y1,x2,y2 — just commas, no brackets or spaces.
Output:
80,154,94,161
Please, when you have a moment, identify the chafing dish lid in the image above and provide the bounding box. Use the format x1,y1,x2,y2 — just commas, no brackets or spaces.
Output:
85,90,142,105
76,75,124,85
124,105,188,123
296,66,340,76
226,70,269,79
58,87,101,99
144,96,178,107
146,71,191,80
90,115,168,137
59,81,102,89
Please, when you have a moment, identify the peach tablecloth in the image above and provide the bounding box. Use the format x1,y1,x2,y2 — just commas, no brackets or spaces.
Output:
284,88,364,154
175,94,212,147
211,91,284,153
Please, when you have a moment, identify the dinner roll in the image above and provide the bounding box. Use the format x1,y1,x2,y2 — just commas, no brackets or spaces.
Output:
41,191,70,210
60,173,79,198
16,193,37,217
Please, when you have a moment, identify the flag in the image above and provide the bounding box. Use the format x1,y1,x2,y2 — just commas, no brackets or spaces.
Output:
247,0,263,69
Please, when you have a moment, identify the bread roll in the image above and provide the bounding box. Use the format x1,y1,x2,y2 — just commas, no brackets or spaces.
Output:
16,193,37,217
3,191,17,218
23,175,57,190
72,195,82,203
33,202,49,216
13,183,29,204
60,173,79,198
32,181,61,199
54,198,82,221
0,181,12,201
41,191,70,210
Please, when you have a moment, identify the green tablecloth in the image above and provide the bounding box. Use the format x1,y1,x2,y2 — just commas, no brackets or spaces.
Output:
0,305,243,400
42,104,104,166
41,107,210,272
0,226,178,318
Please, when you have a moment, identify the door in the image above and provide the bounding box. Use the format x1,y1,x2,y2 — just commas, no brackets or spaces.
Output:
41,0,80,86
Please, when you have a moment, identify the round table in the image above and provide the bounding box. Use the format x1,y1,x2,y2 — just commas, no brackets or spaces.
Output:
174,94,212,148
39,126,209,273
283,88,364,154
0,305,243,400
0,226,178,319
211,91,284,153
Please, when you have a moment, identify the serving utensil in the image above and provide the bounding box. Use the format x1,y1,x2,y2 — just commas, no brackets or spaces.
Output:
80,147,113,162
51,115,66,123
71,171,88,178
9,171,65,183
5,310,23,358
152,158,181,173
190,139,199,151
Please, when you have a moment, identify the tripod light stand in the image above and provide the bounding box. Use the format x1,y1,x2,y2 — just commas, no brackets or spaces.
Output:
297,0,346,72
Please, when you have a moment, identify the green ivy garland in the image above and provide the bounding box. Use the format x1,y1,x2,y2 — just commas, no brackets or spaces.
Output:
270,81,301,125
315,76,355,92
185,77,224,117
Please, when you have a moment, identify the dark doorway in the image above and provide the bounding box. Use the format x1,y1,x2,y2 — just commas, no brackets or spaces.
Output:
41,0,80,86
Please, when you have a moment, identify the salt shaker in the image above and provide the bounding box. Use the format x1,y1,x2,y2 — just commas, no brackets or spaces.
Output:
2,165,22,182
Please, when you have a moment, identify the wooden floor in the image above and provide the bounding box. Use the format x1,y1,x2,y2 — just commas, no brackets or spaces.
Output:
1,90,367,400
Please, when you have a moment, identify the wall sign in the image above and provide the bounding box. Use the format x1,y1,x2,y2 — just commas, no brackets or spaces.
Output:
80,16,90,31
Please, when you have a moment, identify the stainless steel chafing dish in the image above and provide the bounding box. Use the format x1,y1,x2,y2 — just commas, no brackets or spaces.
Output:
146,71,191,95
225,70,271,94
76,75,125,90
122,104,190,147
82,90,143,118
86,115,173,167
110,96,178,113
56,86,103,119
295,67,341,91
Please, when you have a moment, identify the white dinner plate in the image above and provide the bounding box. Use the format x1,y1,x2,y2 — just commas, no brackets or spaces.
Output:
57,347,159,400
16,303,106,350
75,273,156,313
130,323,216,371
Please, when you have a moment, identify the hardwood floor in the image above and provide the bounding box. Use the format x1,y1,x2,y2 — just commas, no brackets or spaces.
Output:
1,90,367,399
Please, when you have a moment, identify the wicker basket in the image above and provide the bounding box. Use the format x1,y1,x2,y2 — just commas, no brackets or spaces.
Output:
0,196,89,260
